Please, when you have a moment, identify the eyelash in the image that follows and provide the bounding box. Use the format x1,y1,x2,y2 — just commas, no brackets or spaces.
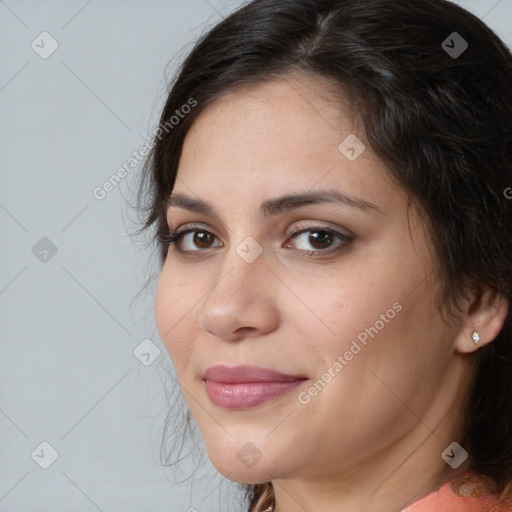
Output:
161,223,353,257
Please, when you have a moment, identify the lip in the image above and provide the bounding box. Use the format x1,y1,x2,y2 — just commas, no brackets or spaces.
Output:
203,365,307,409
203,364,306,383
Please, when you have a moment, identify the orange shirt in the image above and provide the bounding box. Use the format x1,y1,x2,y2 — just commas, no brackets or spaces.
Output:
402,472,512,512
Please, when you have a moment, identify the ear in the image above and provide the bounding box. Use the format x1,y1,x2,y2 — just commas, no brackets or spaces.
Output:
455,285,509,354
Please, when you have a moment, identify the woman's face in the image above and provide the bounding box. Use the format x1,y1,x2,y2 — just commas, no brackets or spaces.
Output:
155,76,469,487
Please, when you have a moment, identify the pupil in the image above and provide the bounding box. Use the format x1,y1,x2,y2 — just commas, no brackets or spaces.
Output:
310,230,333,249
194,231,212,248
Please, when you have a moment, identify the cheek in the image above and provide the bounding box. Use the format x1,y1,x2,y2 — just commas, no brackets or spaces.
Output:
303,270,402,355
155,267,198,372
301,252,441,394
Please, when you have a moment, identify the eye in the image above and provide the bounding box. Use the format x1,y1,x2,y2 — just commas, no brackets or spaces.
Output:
284,225,352,254
166,226,222,252
163,223,352,257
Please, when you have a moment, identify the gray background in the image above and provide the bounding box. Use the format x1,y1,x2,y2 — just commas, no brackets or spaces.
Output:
1,1,511,511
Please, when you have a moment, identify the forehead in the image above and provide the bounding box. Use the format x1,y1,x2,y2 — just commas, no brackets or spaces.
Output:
184,75,354,156
175,76,404,216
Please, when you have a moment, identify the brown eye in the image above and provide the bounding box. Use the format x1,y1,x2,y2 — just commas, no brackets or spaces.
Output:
167,228,223,252
194,231,215,248
286,226,352,254
308,230,334,249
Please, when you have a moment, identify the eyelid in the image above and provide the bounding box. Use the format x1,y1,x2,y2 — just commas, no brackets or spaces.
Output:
169,221,351,240
286,221,352,238
171,221,218,235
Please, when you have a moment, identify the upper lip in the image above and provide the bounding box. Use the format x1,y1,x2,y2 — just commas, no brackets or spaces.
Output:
203,364,307,383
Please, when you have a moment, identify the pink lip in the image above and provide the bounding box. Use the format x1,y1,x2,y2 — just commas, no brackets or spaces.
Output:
203,365,307,409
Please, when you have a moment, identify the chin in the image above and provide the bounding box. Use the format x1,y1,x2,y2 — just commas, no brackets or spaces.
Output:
202,434,283,484
207,450,276,484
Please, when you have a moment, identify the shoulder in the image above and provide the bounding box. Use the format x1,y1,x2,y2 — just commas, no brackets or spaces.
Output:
402,471,512,512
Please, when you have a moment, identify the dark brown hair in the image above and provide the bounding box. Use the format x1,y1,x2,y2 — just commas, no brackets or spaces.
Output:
137,0,512,508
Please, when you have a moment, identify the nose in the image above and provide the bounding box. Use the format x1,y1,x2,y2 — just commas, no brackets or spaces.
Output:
198,245,280,342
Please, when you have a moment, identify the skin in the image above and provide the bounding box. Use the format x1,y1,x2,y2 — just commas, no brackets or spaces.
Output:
155,73,508,512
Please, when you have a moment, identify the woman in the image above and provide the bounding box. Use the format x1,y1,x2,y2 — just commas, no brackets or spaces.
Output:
138,0,512,510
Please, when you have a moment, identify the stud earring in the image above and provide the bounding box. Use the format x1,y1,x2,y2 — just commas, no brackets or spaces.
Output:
472,331,481,344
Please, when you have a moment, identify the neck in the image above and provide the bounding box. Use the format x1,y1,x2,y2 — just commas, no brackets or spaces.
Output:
271,432,469,512
270,368,472,512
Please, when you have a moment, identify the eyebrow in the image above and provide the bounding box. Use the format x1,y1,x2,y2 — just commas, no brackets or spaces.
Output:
166,189,384,218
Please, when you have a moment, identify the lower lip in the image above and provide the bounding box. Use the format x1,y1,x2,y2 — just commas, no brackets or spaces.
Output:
205,380,305,409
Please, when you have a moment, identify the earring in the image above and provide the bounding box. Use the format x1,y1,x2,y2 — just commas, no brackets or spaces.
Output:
472,331,481,344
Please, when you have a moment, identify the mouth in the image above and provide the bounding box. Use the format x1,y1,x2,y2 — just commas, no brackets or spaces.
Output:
203,364,308,409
